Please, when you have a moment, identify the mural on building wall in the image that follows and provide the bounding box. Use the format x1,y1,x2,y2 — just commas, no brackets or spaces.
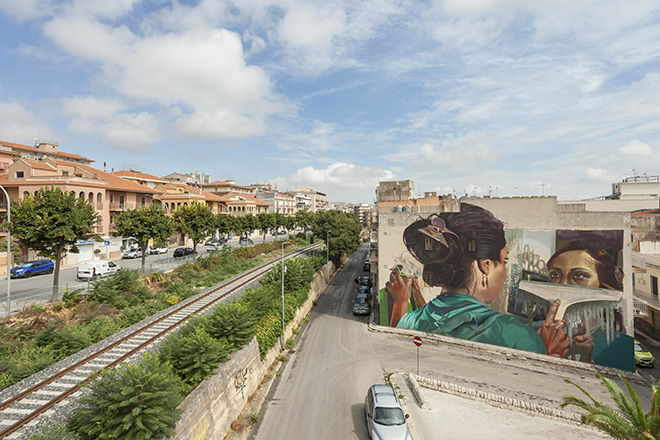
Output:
379,203,634,371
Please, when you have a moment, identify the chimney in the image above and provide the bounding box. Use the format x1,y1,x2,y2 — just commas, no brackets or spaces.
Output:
104,162,106,172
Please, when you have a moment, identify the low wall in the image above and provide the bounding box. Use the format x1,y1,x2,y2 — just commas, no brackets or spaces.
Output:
170,260,335,440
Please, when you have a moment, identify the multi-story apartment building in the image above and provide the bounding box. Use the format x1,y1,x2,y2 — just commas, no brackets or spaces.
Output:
202,181,270,216
255,190,296,216
291,188,326,212
0,150,159,262
353,203,374,227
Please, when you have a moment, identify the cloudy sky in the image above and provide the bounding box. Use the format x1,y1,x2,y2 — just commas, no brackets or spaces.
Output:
1,0,660,203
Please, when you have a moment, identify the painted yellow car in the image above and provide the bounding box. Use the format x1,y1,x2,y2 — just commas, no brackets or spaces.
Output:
635,340,655,368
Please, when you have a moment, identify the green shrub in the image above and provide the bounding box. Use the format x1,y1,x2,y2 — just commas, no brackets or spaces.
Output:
62,289,85,308
205,302,255,350
29,424,77,440
84,315,123,343
87,269,150,308
160,325,229,387
255,312,281,359
67,354,183,440
0,343,57,385
37,326,92,360
285,338,295,349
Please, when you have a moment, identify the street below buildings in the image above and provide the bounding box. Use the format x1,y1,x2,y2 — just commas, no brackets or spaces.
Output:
250,244,653,440
0,232,296,314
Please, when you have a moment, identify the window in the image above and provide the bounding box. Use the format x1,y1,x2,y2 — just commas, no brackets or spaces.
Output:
110,194,114,203
62,171,69,176
97,193,102,204
653,275,658,298
15,171,24,178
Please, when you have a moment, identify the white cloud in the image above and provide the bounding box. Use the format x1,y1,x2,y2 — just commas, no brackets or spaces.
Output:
585,167,611,182
43,17,282,143
619,139,653,156
0,0,52,20
61,96,159,151
0,100,53,142
291,162,394,190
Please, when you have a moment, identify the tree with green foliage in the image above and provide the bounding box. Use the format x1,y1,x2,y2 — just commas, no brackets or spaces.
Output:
205,302,256,349
561,372,660,439
295,209,315,232
172,201,215,254
311,210,361,264
6,186,99,301
68,353,183,440
243,213,259,238
113,204,173,273
257,212,276,240
215,213,235,240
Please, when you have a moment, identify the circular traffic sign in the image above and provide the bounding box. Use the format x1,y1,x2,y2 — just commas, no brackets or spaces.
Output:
413,336,422,347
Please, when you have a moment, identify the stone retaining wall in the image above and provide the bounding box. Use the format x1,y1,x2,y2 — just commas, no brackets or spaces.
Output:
170,261,335,440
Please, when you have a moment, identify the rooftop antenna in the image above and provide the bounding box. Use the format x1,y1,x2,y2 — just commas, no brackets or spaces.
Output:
514,186,517,197
541,183,545,196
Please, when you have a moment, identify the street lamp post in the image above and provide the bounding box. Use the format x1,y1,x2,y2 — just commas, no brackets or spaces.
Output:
281,241,288,350
0,185,10,317
326,230,330,281
153,196,169,215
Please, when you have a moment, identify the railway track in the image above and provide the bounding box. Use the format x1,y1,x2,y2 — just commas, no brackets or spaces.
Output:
0,243,323,439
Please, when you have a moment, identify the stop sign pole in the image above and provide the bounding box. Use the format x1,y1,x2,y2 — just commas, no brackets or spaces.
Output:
413,336,422,375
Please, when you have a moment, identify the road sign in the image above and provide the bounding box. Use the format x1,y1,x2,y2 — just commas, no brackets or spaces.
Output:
413,336,422,347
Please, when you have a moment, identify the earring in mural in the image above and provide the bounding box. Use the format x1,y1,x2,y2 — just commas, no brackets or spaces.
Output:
481,273,488,288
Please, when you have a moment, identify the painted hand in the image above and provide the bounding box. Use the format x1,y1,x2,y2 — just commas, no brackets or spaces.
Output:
385,268,413,303
537,299,571,358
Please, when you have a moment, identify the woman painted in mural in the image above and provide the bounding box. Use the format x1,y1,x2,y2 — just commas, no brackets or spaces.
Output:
544,240,631,369
390,203,571,357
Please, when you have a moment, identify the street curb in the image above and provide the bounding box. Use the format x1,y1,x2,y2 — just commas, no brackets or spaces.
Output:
412,373,583,424
406,374,430,410
367,320,645,384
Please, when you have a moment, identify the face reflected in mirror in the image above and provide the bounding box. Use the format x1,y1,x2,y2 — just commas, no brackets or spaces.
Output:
547,250,600,288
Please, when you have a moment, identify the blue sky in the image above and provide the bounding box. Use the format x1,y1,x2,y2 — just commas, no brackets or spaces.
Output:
1,0,660,204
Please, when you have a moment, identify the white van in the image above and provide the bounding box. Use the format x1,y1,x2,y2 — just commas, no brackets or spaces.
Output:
77,261,120,280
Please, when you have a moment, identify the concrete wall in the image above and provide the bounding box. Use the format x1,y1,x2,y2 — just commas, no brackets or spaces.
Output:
171,261,334,440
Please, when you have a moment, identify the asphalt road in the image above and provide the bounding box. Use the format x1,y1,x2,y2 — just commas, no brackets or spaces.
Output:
252,244,655,440
0,232,297,313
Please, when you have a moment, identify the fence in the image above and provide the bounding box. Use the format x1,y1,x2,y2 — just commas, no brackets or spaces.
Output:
0,281,92,317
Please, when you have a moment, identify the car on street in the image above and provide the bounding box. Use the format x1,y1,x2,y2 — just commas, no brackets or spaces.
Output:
357,285,370,295
10,260,54,278
207,243,227,252
121,248,142,259
173,247,195,258
356,276,373,288
635,339,655,367
149,246,168,254
77,261,120,280
364,384,412,440
239,237,254,246
353,294,371,315
363,261,371,272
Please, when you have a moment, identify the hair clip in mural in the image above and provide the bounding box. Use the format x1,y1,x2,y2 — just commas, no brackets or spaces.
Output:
417,217,458,248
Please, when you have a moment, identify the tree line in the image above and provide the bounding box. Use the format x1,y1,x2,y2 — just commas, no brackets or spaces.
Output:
3,186,362,302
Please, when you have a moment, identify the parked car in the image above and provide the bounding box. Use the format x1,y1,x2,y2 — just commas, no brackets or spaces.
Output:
355,276,373,288
207,243,226,252
278,230,287,235
149,246,168,254
173,247,195,258
121,248,142,259
357,285,370,296
205,237,228,245
365,384,412,440
239,237,254,246
635,339,655,367
10,260,54,278
353,294,371,315
77,261,120,280
363,262,371,272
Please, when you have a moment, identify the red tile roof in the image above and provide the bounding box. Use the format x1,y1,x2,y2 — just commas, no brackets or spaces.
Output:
112,170,169,183
0,140,94,163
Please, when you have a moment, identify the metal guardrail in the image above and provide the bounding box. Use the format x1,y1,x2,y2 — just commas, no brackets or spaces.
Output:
0,281,91,317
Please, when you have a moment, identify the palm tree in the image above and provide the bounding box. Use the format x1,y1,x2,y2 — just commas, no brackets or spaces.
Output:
561,372,660,439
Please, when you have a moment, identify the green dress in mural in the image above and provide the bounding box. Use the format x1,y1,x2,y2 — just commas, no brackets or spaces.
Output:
396,293,547,354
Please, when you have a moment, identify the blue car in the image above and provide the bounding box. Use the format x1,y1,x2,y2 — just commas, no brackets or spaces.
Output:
10,260,54,278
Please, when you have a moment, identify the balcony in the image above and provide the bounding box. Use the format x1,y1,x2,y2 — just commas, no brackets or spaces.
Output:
109,202,135,211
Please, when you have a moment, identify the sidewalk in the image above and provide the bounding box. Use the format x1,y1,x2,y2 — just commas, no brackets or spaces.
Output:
391,373,609,440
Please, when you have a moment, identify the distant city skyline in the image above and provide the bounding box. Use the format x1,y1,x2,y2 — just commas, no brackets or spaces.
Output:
2,1,660,203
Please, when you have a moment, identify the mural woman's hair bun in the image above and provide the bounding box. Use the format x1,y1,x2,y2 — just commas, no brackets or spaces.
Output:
417,217,458,249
